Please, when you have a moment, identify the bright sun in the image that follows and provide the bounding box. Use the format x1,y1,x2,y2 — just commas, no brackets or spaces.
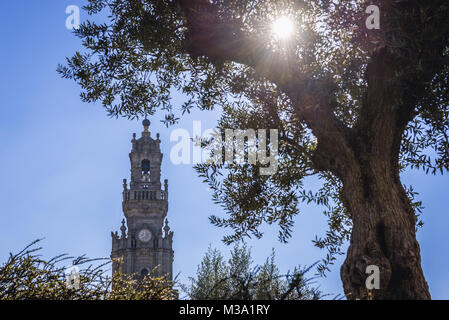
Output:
272,17,294,39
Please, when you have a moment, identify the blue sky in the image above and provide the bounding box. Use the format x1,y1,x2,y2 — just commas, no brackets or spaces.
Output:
0,1,448,299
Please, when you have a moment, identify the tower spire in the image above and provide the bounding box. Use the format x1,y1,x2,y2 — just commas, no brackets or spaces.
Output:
111,121,173,280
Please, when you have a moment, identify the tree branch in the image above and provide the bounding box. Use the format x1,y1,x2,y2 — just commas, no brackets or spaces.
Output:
175,0,357,177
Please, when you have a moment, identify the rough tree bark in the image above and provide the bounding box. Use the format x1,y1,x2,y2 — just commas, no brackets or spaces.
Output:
173,0,445,299
336,49,431,299
339,157,430,299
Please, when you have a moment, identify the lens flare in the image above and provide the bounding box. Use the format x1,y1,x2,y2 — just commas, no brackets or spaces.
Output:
272,17,294,39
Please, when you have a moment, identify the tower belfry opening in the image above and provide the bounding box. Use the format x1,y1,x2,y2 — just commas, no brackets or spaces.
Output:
111,120,173,280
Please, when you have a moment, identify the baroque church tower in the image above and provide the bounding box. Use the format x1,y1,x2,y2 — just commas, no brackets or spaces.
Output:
111,119,174,279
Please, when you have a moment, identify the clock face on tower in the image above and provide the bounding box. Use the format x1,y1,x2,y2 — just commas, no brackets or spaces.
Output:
138,228,152,242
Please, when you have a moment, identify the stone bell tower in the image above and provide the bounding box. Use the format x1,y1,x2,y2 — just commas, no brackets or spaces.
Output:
111,119,173,279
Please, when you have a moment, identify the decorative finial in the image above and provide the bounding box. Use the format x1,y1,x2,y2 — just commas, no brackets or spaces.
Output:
123,179,127,190
120,219,127,238
142,119,150,132
142,118,151,137
164,219,170,236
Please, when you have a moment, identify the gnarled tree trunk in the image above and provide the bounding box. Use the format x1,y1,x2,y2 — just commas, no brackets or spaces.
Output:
337,51,431,299
340,160,430,299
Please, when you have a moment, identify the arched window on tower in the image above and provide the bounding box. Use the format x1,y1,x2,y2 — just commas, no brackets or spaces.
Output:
141,159,150,174
141,159,151,186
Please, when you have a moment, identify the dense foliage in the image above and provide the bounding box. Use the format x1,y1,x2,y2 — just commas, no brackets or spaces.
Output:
185,243,325,300
0,240,176,300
